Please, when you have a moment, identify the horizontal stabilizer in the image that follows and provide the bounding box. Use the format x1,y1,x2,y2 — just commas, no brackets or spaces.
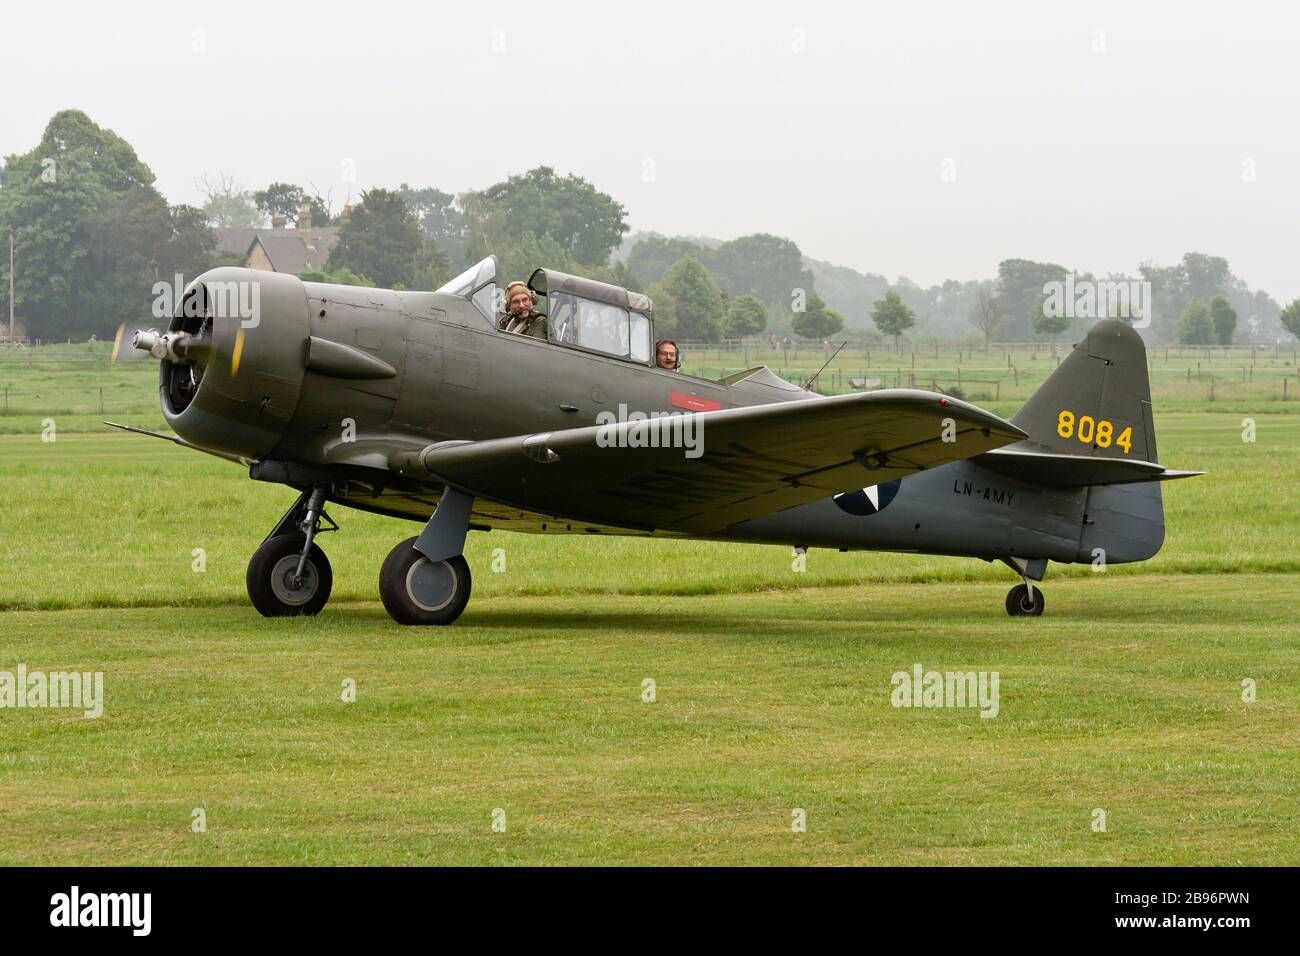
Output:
975,445,1203,488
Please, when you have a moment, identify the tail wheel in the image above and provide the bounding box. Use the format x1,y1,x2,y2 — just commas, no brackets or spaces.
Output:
379,536,472,626
247,533,333,617
1005,583,1045,617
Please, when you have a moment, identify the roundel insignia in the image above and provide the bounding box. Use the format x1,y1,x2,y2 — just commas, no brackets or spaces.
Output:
833,478,902,516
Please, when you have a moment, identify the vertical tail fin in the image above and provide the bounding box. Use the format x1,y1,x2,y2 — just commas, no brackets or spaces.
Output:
1011,319,1158,461
1011,320,1173,564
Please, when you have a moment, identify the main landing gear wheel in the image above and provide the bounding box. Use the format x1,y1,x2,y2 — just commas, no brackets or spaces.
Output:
379,536,472,626
1005,583,1045,617
247,533,333,617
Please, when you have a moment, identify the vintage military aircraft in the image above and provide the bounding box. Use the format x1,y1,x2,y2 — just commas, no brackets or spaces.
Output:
111,256,1199,624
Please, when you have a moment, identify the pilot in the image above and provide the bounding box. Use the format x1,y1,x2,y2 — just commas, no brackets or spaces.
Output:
655,339,680,370
498,281,547,339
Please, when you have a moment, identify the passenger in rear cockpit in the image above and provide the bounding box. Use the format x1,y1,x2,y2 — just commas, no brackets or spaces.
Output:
497,281,547,339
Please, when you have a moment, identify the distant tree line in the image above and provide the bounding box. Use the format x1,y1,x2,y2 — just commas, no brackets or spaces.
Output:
2,110,1298,347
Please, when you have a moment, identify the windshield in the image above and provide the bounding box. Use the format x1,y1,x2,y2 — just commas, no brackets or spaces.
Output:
435,256,497,296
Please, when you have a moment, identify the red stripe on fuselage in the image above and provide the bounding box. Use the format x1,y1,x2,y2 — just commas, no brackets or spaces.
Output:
671,391,721,412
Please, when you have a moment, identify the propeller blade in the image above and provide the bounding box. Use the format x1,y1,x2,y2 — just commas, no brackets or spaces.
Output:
111,323,154,363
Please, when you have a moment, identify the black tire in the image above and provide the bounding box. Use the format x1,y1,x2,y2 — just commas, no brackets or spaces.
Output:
246,533,333,617
1005,583,1045,617
379,537,471,626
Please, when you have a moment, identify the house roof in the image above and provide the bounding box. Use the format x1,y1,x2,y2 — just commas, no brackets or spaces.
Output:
215,227,340,274
213,228,260,258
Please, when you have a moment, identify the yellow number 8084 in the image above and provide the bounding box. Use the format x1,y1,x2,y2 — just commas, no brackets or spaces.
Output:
1056,410,1132,454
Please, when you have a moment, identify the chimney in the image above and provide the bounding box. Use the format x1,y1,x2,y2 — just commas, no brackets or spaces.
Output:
271,212,287,229
297,203,311,233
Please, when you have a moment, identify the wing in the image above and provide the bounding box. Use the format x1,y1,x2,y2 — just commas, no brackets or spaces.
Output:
392,389,1026,534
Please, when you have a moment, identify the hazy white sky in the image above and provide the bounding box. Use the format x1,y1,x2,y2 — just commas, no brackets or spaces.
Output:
3,0,1298,299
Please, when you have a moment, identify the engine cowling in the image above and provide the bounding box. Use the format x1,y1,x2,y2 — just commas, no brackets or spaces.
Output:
159,268,311,459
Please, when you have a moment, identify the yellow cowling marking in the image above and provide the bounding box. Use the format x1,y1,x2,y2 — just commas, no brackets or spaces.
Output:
231,326,245,376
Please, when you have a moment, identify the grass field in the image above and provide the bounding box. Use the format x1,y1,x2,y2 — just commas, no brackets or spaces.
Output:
0,350,1297,865
1,578,1296,865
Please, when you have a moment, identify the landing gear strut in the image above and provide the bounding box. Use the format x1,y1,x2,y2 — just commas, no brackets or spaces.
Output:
247,488,337,617
1002,557,1046,617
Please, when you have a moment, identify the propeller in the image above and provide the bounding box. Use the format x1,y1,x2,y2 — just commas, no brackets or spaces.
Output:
110,322,154,364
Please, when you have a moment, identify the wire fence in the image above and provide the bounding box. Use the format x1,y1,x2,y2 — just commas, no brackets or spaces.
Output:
0,339,1294,410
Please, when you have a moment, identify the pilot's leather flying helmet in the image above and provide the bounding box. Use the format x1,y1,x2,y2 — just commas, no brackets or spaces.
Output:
504,281,536,309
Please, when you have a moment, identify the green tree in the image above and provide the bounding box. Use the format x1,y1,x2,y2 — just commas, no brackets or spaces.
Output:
398,184,467,268
1176,299,1216,345
1182,252,1231,306
806,256,890,331
995,258,1069,340
1280,299,1300,342
662,256,724,341
0,110,214,341
496,231,575,288
870,290,915,348
710,233,813,313
605,258,641,292
1209,293,1237,345
646,281,678,336
463,166,627,267
1029,299,1071,340
791,291,842,340
327,188,424,289
723,294,769,338
411,239,453,291
968,281,999,347
627,235,709,283
197,173,263,228
254,182,332,226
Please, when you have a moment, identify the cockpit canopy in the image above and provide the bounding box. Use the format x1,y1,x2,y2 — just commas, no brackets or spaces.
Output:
528,268,654,364
435,256,497,297
436,256,500,323
436,257,656,365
